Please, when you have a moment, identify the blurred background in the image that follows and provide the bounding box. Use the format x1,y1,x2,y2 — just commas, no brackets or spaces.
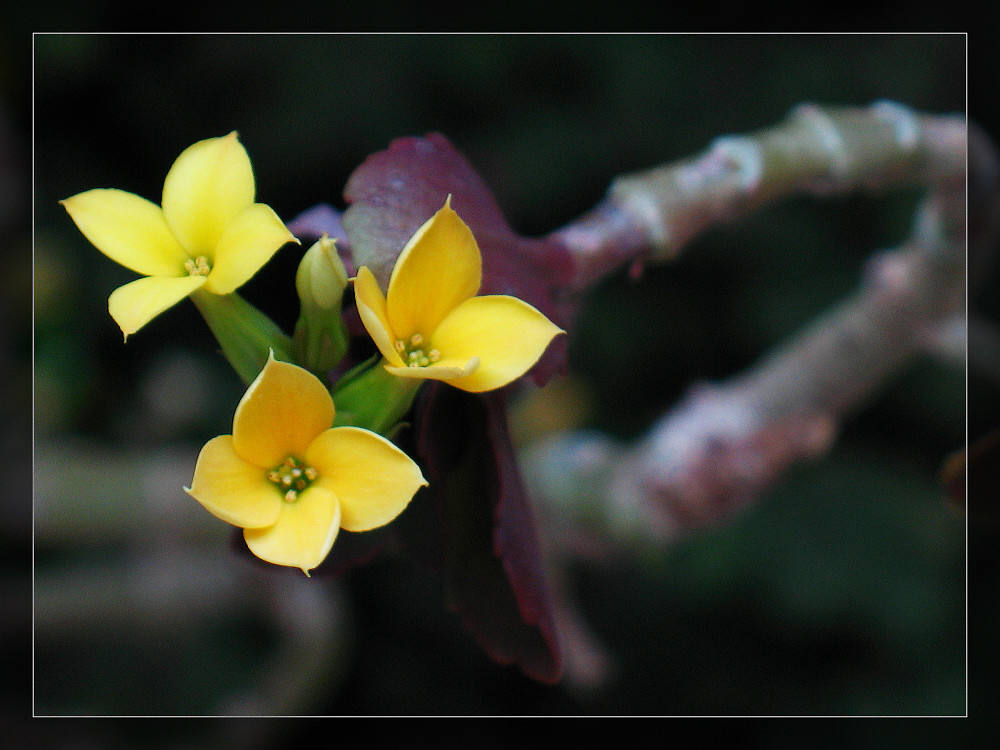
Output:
15,31,994,740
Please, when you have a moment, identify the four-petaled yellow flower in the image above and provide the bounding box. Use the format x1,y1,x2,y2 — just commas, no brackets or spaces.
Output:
185,353,427,575
61,132,298,339
354,197,565,393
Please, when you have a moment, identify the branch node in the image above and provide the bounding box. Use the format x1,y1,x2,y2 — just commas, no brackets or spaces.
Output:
872,99,921,151
709,134,764,193
792,102,850,187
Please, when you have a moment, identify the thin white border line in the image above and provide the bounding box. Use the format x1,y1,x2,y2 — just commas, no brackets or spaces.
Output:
30,30,37,721
963,30,970,720
28,31,971,719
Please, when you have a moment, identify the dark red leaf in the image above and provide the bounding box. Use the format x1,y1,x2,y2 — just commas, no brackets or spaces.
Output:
413,382,563,684
287,203,349,246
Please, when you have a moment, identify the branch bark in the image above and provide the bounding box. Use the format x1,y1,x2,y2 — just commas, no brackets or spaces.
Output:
550,101,967,289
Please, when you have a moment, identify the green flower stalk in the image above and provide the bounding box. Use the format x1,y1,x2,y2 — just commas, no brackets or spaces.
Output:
189,289,293,384
292,234,350,377
332,360,424,437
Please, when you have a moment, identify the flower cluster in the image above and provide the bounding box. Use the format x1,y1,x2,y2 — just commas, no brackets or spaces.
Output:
63,134,564,574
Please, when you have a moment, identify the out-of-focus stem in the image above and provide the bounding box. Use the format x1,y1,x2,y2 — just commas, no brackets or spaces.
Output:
550,101,967,289
527,102,996,547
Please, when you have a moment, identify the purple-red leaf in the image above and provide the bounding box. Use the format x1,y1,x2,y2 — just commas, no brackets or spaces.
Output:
342,132,573,386
287,203,349,246
414,382,563,684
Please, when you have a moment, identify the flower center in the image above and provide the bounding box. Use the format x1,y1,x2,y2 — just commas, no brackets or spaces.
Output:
266,456,318,502
184,255,212,277
394,332,441,368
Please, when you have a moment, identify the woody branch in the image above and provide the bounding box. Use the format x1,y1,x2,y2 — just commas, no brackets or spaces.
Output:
528,101,996,549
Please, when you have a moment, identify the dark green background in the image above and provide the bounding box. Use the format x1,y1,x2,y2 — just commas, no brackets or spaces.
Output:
22,32,990,739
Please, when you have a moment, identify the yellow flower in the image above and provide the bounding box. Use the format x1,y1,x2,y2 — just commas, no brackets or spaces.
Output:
353,197,565,393
185,352,427,575
61,132,298,339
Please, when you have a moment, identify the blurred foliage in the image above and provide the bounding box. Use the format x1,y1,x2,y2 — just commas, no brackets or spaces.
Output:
27,33,986,732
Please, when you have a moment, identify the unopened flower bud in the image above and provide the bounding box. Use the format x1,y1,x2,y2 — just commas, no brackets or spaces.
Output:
297,233,348,310
293,234,350,374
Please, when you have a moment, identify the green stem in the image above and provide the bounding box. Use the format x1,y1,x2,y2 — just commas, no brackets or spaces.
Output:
190,288,293,384
292,313,350,379
331,360,424,436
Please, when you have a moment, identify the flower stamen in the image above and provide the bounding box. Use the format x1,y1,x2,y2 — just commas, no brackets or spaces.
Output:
267,455,318,501
396,333,437,368
184,255,212,277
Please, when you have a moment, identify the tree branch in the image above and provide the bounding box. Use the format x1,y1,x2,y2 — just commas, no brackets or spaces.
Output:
550,101,967,290
526,102,994,547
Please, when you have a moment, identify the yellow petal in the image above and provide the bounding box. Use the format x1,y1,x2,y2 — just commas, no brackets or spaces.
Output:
184,435,282,529
383,357,479,382
203,203,298,295
306,427,427,532
232,353,335,468
244,485,341,574
108,274,207,340
386,197,482,341
161,132,255,256
430,295,565,392
60,189,190,277
353,266,404,366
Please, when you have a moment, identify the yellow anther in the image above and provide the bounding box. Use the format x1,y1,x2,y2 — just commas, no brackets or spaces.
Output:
398,332,438,368
184,255,212,277
267,455,318,501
